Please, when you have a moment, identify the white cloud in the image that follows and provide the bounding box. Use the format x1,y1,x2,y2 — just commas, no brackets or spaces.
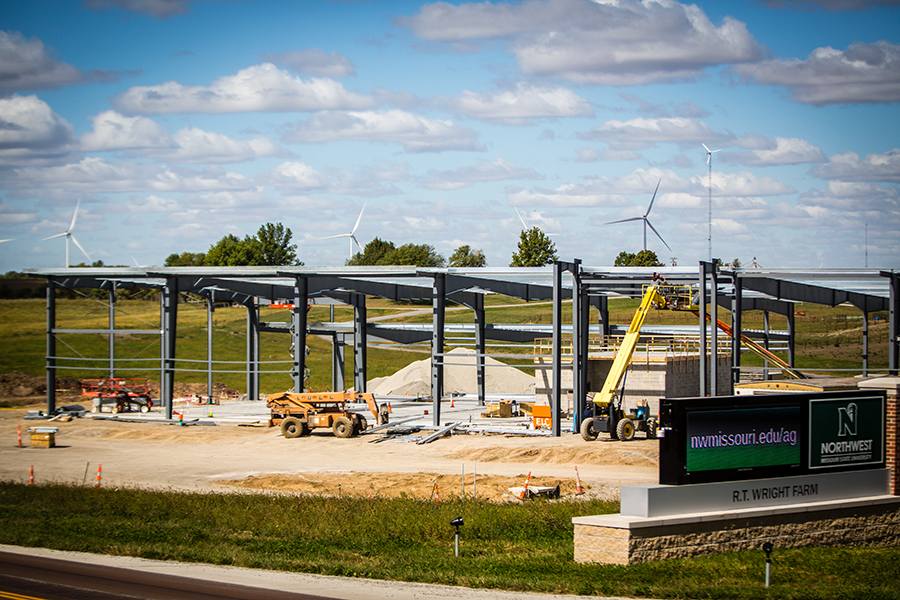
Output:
80,111,285,163
261,49,356,77
283,110,483,152
422,158,540,190
812,149,900,182
734,41,900,105
82,0,192,19
112,63,374,114
0,31,85,95
578,117,734,150
799,181,900,211
446,83,593,124
508,168,683,207
6,157,253,194
723,137,826,166
697,171,796,196
0,95,75,150
398,0,762,85
266,161,329,190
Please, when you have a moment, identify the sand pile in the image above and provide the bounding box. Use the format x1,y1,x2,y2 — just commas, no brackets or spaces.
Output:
368,348,534,396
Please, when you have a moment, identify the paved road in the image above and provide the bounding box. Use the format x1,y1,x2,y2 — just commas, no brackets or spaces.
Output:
0,545,620,600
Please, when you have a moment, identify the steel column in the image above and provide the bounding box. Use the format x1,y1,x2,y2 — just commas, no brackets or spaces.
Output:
710,262,718,396
732,276,742,385
292,278,308,393
245,299,260,401
474,293,486,406
888,271,899,375
551,261,563,437
699,262,708,397
431,273,445,426
787,308,796,368
108,285,116,379
332,332,345,392
207,291,214,401
46,278,56,414
351,293,367,392
572,262,586,433
863,308,869,376
162,276,178,419
763,310,770,380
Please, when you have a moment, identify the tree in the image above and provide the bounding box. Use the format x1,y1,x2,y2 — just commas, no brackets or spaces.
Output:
204,234,257,266
510,227,557,267
347,237,395,266
253,223,299,266
165,252,206,267
448,245,486,267
382,243,445,267
614,250,663,267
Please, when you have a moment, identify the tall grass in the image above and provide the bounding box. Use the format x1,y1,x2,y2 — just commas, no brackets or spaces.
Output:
1,482,898,599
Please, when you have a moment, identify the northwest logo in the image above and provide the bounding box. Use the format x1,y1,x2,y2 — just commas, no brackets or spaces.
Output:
837,403,857,437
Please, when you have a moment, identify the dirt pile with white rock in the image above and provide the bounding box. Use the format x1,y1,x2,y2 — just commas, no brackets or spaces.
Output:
367,348,535,397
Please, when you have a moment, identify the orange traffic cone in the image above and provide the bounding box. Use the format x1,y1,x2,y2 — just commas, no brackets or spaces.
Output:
520,471,532,499
432,480,441,503
96,464,102,488
29,465,34,486
575,466,584,495
17,426,22,448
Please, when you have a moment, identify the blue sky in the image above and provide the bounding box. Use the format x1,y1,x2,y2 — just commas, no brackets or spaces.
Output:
0,0,898,271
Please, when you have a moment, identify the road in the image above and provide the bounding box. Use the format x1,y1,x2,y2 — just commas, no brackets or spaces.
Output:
0,546,612,600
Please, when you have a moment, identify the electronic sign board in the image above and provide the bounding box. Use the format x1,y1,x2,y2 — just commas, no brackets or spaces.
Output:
659,390,885,486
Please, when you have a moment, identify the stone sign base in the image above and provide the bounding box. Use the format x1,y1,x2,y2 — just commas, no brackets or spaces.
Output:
573,496,900,565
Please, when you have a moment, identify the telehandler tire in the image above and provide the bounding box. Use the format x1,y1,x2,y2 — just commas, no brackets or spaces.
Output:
281,417,305,438
333,416,354,438
616,418,636,441
580,417,599,442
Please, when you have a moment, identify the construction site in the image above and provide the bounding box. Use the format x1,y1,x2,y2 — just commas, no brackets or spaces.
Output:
3,263,898,503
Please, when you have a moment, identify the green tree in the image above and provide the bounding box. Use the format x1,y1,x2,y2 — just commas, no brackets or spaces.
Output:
448,245,486,267
204,234,257,266
347,237,395,266
253,222,299,266
164,252,206,267
510,227,558,267
614,250,663,267
382,243,445,267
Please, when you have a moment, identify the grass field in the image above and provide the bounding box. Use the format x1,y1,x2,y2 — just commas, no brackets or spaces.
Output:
0,295,889,394
1,482,898,599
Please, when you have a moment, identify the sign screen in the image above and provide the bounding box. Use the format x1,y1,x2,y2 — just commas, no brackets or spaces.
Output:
686,406,801,472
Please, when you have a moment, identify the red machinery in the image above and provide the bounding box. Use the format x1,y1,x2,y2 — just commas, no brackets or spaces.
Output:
81,378,154,414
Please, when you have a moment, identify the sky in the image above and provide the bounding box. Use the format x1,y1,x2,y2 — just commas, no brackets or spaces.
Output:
0,0,898,273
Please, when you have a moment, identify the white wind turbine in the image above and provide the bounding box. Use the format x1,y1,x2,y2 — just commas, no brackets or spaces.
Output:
604,179,671,253
42,200,91,267
514,206,560,236
0,239,14,243
702,143,721,262
323,201,367,259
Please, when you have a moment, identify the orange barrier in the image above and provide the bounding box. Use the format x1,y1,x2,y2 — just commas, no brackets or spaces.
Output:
575,466,584,495
29,465,34,486
17,426,22,448
96,464,102,488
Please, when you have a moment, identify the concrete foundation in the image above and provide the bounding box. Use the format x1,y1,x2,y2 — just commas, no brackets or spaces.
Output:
573,496,900,564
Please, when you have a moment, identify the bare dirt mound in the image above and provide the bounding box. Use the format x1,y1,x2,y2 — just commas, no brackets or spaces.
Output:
0,371,81,397
218,471,587,502
449,440,658,468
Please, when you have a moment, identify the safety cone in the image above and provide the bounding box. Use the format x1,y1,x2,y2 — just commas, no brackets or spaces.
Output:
520,471,532,499
575,466,584,495
178,411,184,426
208,406,213,418
450,398,454,408
432,480,441,503
17,426,22,448
96,464,102,488
388,402,392,413
29,465,34,486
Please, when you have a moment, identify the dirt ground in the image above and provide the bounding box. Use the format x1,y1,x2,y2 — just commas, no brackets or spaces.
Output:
1,393,659,503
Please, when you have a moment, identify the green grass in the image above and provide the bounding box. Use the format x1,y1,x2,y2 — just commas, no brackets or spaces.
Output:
1,482,898,599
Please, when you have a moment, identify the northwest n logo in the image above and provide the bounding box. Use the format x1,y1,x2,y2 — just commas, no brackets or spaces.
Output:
837,403,857,437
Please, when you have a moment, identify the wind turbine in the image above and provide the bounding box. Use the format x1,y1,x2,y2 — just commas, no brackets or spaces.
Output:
702,143,721,262
0,239,13,243
42,200,90,267
323,201,366,259
514,206,560,236
604,180,671,252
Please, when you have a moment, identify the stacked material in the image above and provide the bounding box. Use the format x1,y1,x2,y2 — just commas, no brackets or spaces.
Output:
368,348,535,397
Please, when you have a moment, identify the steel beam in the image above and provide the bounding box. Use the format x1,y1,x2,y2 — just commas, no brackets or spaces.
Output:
711,262,718,396
207,291,214,401
886,271,899,375
108,285,116,379
551,262,563,437
292,277,308,393
351,293,367,392
732,276,742,385
474,293,486,407
332,332,346,392
431,273,445,426
45,278,56,414
162,276,178,419
245,298,260,401
699,262,708,397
